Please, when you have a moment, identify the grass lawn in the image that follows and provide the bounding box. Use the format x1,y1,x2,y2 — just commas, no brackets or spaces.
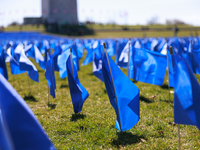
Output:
6,51,200,149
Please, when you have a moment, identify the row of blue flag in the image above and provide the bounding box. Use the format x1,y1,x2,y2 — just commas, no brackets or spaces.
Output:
1,32,200,149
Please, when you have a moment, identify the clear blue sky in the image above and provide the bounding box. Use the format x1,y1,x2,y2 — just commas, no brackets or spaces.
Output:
0,0,200,26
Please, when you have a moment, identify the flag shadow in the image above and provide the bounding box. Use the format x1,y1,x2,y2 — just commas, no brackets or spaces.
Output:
60,84,69,89
161,84,173,90
140,95,153,103
70,113,86,122
48,103,57,109
111,132,146,147
24,92,37,102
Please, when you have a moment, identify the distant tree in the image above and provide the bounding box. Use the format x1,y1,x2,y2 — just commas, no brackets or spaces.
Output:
166,19,188,25
147,16,159,25
9,21,19,26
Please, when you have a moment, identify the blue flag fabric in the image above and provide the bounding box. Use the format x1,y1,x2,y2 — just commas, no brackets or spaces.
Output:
19,50,39,82
172,54,200,130
131,48,167,86
67,55,89,113
192,49,200,74
167,50,174,87
57,49,77,79
93,53,104,82
45,57,56,98
117,41,131,68
102,52,140,131
52,45,62,71
6,48,25,75
0,50,8,80
0,74,56,150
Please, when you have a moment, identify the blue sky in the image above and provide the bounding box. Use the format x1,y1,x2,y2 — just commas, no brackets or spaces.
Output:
0,0,200,26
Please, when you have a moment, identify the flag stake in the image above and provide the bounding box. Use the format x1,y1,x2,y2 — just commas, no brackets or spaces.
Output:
103,43,122,132
27,73,31,92
166,45,172,102
127,38,131,77
70,48,74,78
169,46,181,150
46,48,50,105
178,124,181,150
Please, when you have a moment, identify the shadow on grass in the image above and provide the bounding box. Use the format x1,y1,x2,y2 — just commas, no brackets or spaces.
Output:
38,69,44,73
48,103,57,109
160,99,173,104
87,72,94,76
24,93,37,102
140,95,153,103
161,84,173,90
111,132,146,148
60,84,69,88
70,113,86,122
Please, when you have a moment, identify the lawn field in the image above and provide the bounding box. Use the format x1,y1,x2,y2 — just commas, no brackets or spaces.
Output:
6,51,200,149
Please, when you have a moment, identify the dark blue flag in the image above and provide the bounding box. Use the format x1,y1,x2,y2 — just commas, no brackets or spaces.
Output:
67,55,89,113
172,54,200,130
45,57,56,98
0,74,56,150
102,52,140,131
0,49,8,80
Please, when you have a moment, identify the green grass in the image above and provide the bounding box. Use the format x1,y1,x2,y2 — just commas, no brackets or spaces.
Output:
6,52,200,149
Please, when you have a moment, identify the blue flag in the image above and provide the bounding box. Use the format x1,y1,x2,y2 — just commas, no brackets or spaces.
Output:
131,48,167,86
0,74,56,150
117,41,131,68
57,49,77,79
67,55,89,113
167,50,174,87
102,52,140,131
172,54,200,130
0,49,8,80
19,50,39,82
6,47,25,75
93,53,104,82
45,57,56,98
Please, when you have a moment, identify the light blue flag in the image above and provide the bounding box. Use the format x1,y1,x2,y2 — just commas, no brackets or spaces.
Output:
6,47,25,75
172,54,200,130
19,50,39,82
82,40,101,65
106,40,115,56
67,55,89,113
45,57,56,98
102,52,140,131
0,49,8,80
93,53,104,82
117,40,131,68
0,74,56,150
57,49,77,79
131,48,167,86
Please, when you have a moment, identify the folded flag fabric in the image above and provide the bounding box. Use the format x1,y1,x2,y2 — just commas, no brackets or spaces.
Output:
0,49,8,80
0,74,56,150
45,57,56,98
93,53,104,82
131,48,167,86
172,54,200,130
57,49,77,79
6,47,25,75
102,52,140,131
67,54,89,113
118,40,131,68
19,50,39,82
